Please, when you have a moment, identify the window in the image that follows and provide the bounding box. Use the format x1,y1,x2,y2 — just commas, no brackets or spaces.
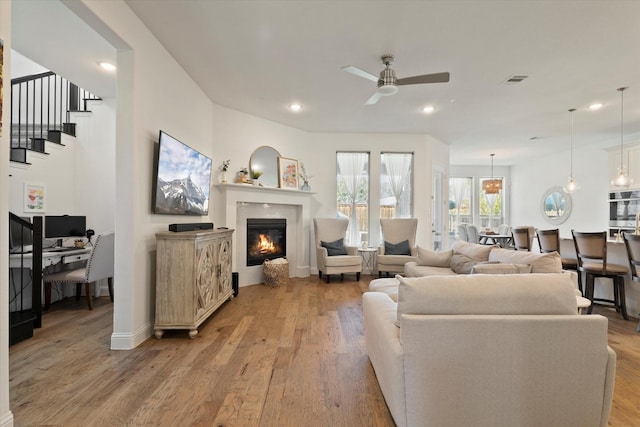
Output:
449,177,472,235
479,177,504,229
337,152,369,245
380,152,413,219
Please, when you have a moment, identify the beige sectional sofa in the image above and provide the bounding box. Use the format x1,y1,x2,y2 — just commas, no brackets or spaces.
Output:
363,274,616,427
404,239,564,278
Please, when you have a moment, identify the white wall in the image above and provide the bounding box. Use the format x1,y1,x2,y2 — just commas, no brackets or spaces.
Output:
209,105,450,271
0,0,14,424
510,144,610,235
74,0,215,349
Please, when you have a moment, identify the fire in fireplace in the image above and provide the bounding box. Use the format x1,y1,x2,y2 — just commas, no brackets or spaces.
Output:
246,218,286,266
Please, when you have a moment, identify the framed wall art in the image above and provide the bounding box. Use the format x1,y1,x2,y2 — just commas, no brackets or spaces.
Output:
24,183,46,213
278,157,299,190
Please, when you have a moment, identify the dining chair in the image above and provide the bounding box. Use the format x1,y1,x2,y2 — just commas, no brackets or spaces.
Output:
622,232,640,331
511,226,534,251
43,232,114,310
465,224,479,244
572,230,628,319
537,228,581,291
456,224,468,242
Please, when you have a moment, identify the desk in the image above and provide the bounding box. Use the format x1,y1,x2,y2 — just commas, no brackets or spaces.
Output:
9,248,91,326
358,247,378,275
9,247,91,269
479,233,512,248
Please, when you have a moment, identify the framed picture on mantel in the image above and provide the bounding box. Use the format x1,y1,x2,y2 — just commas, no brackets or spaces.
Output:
278,157,299,190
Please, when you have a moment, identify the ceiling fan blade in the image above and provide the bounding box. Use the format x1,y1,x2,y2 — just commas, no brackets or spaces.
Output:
397,72,450,86
365,91,382,105
342,65,379,82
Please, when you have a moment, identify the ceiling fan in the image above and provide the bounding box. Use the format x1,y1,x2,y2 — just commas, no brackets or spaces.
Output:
342,54,450,105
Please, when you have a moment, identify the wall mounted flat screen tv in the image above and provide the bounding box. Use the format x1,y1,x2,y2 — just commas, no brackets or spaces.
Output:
153,131,212,215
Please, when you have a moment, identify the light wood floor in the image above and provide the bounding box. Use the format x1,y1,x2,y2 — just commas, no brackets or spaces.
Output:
9,275,640,426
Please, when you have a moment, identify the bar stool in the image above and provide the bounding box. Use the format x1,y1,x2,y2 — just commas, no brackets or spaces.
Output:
537,228,581,292
622,232,640,331
571,230,629,319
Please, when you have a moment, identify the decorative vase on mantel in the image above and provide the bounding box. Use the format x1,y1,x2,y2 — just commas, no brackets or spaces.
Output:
220,171,227,184
301,180,311,191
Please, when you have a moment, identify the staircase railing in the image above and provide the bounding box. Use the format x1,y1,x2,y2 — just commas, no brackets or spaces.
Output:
10,71,100,161
9,213,43,345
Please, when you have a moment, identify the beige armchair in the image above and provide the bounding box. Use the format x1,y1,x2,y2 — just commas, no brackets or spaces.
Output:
377,218,418,277
313,218,362,283
44,232,114,310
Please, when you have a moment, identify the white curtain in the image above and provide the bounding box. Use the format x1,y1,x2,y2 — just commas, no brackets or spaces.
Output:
449,178,469,227
382,153,412,217
337,153,368,245
484,193,498,229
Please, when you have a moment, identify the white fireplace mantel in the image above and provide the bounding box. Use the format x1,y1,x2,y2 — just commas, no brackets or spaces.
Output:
213,184,314,286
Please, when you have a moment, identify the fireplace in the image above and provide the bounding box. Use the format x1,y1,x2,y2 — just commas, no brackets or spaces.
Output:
246,218,286,266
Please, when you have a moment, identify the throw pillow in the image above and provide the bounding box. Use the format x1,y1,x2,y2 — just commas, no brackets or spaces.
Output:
415,246,453,267
451,239,495,261
471,263,533,274
488,248,562,273
449,253,481,274
321,238,347,256
384,239,411,256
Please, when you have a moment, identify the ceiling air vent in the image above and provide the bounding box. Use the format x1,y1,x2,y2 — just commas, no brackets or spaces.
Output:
503,74,530,84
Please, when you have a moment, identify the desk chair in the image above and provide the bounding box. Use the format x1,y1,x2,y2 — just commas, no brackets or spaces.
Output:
622,232,640,331
537,228,581,291
572,230,628,319
43,232,114,310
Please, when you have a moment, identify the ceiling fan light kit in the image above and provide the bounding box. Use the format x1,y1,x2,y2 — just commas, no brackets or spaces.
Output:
342,54,450,105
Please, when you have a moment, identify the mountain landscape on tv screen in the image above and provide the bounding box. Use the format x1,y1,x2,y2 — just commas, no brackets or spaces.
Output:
155,175,209,215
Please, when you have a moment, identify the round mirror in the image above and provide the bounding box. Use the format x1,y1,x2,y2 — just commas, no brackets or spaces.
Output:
249,146,281,187
540,186,572,225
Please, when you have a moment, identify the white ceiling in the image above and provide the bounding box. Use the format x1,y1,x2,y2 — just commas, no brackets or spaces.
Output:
12,0,640,166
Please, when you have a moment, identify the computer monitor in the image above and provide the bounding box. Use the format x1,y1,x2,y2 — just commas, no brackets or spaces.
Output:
44,215,86,243
9,217,33,253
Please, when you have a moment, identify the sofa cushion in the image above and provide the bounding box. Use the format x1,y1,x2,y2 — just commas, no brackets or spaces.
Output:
385,239,411,255
404,262,457,278
449,254,483,274
471,263,532,274
415,246,453,267
396,273,577,325
451,239,494,261
488,248,562,273
321,238,347,256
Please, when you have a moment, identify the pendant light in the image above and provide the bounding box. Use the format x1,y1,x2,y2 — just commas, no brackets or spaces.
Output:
563,108,580,193
611,87,632,188
483,153,502,194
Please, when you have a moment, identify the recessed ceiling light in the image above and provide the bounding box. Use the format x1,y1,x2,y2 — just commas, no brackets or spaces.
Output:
589,103,603,110
421,105,435,114
289,103,302,112
98,61,116,71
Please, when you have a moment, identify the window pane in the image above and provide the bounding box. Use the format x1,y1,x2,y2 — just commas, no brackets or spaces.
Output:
449,177,472,236
337,152,369,245
380,152,413,218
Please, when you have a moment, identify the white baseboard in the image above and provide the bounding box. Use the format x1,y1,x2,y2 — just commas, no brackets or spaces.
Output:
0,411,14,427
110,322,153,350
